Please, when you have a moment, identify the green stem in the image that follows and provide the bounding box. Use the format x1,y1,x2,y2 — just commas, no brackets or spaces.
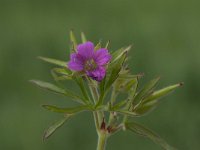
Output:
93,112,100,132
97,132,107,150
86,78,107,149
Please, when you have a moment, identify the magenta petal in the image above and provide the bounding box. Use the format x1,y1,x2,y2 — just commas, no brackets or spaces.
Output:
77,41,94,59
94,48,112,65
86,66,106,81
68,61,83,71
68,53,84,71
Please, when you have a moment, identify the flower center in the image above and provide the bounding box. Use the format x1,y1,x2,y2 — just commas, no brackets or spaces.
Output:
84,59,97,71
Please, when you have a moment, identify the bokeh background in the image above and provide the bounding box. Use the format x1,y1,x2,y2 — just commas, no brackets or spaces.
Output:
0,0,200,149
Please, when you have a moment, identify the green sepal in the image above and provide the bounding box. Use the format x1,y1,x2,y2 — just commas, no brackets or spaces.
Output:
70,30,77,51
43,115,71,140
95,41,101,50
105,40,110,49
38,56,67,68
125,121,176,150
81,32,87,43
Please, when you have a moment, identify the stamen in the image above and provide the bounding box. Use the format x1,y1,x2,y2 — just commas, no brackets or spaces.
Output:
84,59,97,71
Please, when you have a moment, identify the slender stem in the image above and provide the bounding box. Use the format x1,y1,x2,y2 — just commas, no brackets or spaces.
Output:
97,132,107,150
93,112,100,132
86,78,107,149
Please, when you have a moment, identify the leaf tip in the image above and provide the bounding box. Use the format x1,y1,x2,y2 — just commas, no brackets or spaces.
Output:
70,28,74,32
41,105,51,111
179,82,184,86
42,132,48,142
29,79,36,84
37,56,42,59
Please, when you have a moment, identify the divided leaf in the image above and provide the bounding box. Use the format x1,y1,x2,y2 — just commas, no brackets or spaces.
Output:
134,83,183,115
125,122,176,150
43,116,71,140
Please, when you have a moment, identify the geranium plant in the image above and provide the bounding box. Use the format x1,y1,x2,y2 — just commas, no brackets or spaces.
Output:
31,31,183,150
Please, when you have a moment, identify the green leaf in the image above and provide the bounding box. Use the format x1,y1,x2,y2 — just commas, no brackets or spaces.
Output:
81,32,87,43
133,83,183,115
134,100,158,115
111,45,131,64
52,68,71,75
73,76,91,104
128,78,138,99
125,122,176,150
51,68,72,81
30,80,85,103
133,77,160,106
118,74,143,79
111,100,127,110
30,80,67,95
99,76,106,96
38,56,67,68
116,110,139,117
43,116,71,140
123,78,138,92
42,105,91,114
105,52,127,92
96,52,127,106
142,83,183,104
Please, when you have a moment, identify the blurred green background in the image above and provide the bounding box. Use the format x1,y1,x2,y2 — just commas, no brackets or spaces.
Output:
0,0,200,149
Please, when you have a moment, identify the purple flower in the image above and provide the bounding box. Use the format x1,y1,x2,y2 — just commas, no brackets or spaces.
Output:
68,41,111,81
